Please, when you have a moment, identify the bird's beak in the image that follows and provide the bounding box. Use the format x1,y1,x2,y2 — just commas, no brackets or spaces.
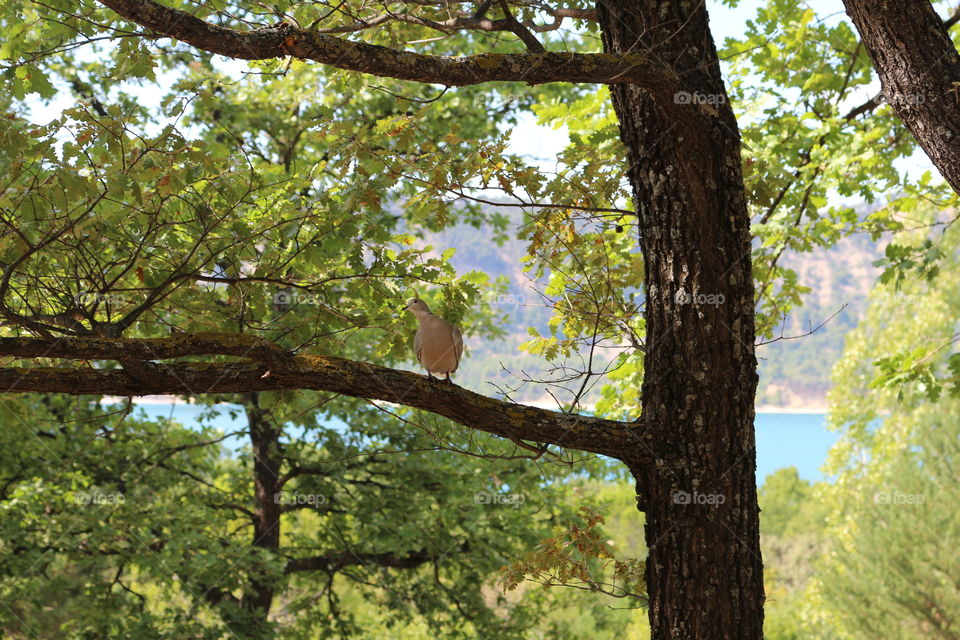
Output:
399,304,408,312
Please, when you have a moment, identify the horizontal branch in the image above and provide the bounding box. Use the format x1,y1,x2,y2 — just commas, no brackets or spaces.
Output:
0,336,659,462
0,334,291,362
94,0,678,92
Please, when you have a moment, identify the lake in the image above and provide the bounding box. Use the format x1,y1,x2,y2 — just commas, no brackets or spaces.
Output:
754,412,837,482
131,402,837,485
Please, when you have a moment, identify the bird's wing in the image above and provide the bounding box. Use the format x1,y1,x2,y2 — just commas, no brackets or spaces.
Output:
451,325,464,371
413,326,424,365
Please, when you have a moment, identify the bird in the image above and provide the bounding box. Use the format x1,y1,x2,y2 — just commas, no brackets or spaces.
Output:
402,297,464,382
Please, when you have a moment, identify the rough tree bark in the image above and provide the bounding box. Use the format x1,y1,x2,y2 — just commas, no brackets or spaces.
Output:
598,2,763,638
244,392,284,626
843,0,960,195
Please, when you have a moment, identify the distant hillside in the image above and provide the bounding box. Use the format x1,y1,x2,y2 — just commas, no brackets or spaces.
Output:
424,215,883,410
756,233,882,409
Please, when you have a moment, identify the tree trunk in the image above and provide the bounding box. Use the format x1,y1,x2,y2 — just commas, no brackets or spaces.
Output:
597,2,764,638
243,391,283,633
843,0,960,195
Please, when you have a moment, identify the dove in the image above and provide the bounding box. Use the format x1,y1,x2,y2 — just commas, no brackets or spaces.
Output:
402,298,464,382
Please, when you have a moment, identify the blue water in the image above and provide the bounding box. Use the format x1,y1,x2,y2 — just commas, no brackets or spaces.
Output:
134,402,247,447
131,402,836,484
754,412,836,482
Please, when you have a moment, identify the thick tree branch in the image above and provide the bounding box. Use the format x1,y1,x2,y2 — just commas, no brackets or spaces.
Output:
843,0,960,194
842,7,960,121
93,0,677,93
0,334,292,362
0,336,661,462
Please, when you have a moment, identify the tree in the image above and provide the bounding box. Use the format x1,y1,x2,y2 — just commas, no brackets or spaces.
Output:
0,3,764,636
842,0,960,194
1,1,959,639
757,468,829,640
1,391,606,638
799,210,960,639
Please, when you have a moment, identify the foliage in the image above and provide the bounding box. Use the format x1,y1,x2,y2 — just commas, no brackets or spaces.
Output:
721,2,958,344
757,468,829,640
816,419,960,640
796,206,960,639
501,507,646,605
0,0,958,637
758,467,829,539
0,392,608,638
0,1,643,636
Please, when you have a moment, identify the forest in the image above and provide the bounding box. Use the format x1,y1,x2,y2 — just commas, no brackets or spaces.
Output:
0,1,958,639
